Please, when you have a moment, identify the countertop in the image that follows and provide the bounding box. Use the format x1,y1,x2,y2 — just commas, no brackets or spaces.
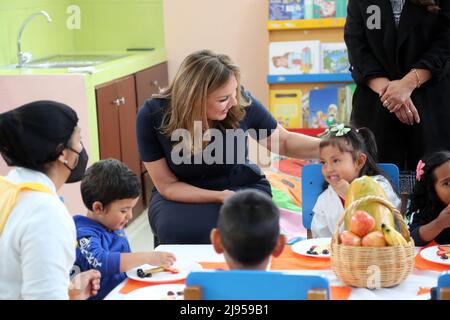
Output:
0,48,166,87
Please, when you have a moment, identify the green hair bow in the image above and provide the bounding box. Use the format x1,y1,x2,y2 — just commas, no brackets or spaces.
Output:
319,123,351,137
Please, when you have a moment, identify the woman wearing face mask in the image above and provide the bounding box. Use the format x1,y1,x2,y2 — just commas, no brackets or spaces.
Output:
0,100,100,300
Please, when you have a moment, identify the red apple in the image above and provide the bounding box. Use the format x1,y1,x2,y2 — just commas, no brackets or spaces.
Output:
349,210,376,237
340,231,362,246
362,231,387,247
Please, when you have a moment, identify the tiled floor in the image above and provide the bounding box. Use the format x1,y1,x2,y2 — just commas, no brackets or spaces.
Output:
125,208,154,252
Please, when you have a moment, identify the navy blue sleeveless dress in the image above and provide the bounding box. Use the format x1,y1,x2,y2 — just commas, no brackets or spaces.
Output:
136,90,278,244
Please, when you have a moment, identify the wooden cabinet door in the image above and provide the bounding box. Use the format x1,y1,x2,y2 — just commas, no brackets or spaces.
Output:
96,76,140,177
96,80,122,162
95,63,168,220
116,76,141,178
135,62,168,109
135,62,169,174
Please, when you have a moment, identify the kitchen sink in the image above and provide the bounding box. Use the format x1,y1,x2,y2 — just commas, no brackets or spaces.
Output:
20,54,129,68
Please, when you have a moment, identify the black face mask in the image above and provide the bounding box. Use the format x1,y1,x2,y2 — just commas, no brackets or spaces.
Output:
64,147,89,183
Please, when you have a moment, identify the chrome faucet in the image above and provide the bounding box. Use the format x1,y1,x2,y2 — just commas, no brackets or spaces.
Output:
17,11,52,67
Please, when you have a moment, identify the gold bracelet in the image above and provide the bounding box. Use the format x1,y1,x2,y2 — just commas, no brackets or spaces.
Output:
411,68,421,88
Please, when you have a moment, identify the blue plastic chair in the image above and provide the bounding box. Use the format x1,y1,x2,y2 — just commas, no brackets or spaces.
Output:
437,271,450,300
301,163,400,231
184,270,330,300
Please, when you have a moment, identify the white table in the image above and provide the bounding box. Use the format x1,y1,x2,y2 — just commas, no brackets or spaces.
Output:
105,245,440,300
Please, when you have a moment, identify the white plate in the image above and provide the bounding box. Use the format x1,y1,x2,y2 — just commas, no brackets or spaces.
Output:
291,237,331,259
126,261,203,283
125,284,186,300
420,245,450,266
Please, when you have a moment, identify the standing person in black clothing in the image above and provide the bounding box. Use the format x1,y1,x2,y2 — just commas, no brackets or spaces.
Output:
136,50,321,244
344,0,450,176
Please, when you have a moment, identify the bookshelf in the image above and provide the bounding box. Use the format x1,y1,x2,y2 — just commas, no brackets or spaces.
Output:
268,10,353,135
268,73,352,84
267,17,345,30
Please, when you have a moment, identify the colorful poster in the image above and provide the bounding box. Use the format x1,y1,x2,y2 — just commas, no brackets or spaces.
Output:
269,41,321,75
313,0,347,18
321,42,350,74
309,87,339,128
269,0,305,20
270,89,303,128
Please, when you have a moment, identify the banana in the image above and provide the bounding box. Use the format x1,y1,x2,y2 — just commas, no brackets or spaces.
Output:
381,223,407,246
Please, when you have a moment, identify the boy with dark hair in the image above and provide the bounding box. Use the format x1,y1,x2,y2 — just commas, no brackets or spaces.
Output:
210,190,285,270
74,159,175,299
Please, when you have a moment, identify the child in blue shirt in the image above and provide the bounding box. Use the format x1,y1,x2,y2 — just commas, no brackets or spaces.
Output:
74,159,176,299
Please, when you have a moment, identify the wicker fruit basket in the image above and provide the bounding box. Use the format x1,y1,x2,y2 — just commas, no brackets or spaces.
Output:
331,195,415,288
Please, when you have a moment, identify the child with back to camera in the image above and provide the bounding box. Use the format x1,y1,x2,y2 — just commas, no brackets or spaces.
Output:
407,151,450,246
210,190,285,270
311,124,401,238
73,159,176,299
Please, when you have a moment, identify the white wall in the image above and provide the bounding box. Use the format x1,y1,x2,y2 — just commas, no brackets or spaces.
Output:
0,74,90,215
163,0,269,105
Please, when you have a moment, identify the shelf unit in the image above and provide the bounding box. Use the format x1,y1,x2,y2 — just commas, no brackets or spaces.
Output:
268,73,352,84
268,15,352,135
267,17,346,30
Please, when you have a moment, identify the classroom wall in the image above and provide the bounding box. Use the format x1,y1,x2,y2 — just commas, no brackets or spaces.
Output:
163,0,269,105
0,75,90,215
0,0,165,66
0,0,74,66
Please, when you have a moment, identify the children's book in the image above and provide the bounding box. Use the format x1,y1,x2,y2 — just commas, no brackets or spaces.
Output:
345,84,356,123
309,87,339,128
313,0,347,18
321,42,350,74
270,89,303,128
337,86,348,124
304,0,314,19
269,41,321,75
336,84,355,124
301,91,310,128
269,0,305,20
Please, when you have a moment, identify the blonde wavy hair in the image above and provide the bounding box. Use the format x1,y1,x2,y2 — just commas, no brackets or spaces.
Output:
155,49,250,153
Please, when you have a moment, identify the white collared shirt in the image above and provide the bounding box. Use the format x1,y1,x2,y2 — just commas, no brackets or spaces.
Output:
0,168,76,299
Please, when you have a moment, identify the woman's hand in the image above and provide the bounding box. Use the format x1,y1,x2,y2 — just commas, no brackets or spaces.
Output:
393,98,420,125
367,77,390,96
380,78,416,112
147,251,176,268
69,269,101,300
217,189,235,203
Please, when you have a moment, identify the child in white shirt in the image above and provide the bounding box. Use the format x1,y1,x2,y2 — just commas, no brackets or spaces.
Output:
311,125,401,238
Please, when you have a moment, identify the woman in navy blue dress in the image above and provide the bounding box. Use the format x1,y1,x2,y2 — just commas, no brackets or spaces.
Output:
137,50,320,244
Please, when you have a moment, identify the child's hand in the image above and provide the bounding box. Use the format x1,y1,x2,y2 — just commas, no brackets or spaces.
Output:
147,251,176,268
437,205,450,229
329,178,350,199
69,269,101,300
